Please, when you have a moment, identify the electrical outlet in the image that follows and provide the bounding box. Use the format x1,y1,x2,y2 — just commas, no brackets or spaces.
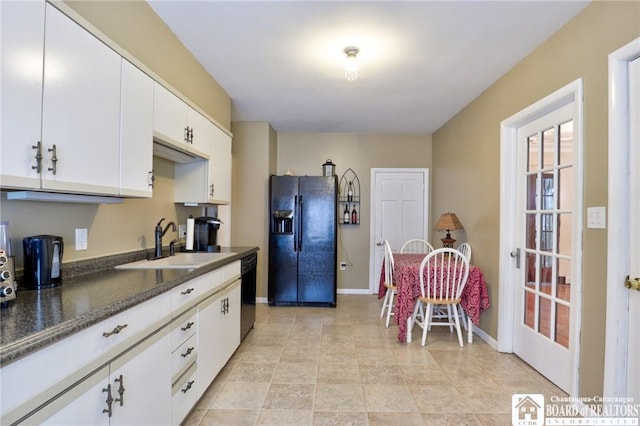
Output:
340,261,347,270
178,224,187,238
75,228,88,251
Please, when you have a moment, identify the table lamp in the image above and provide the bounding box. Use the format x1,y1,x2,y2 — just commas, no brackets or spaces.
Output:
434,212,464,248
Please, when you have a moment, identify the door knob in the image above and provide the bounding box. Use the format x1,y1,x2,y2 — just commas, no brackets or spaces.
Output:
624,276,640,291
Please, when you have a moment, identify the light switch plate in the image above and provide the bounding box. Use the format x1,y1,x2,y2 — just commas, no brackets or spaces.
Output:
75,228,88,251
587,207,606,229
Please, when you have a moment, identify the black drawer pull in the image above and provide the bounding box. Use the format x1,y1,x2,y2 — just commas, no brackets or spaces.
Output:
181,288,195,295
181,380,195,393
181,346,195,358
181,321,195,331
103,324,128,338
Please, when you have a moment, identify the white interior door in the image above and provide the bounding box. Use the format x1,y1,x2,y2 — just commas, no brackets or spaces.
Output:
604,38,640,403
626,56,639,401
369,169,429,293
513,102,578,393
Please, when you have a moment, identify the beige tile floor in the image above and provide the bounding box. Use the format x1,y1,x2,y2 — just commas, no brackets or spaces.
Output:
183,294,565,425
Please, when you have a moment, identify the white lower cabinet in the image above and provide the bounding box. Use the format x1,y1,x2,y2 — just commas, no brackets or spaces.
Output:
196,279,241,399
32,327,172,425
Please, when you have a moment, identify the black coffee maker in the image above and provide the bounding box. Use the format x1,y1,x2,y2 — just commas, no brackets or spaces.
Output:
23,235,64,289
193,217,222,252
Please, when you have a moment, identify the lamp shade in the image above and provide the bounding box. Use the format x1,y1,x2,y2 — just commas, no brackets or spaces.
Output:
433,213,464,248
433,212,464,232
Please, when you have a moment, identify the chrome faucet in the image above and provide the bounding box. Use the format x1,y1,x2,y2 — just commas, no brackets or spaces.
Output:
154,218,176,258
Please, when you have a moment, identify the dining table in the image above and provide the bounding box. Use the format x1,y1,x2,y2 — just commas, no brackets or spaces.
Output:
379,253,490,343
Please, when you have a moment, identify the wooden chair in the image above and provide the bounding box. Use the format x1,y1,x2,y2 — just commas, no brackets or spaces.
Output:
400,239,434,254
379,240,396,328
409,248,470,347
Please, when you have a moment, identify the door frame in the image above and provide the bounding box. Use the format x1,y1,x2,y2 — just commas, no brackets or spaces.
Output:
497,79,583,397
603,37,640,398
368,168,430,293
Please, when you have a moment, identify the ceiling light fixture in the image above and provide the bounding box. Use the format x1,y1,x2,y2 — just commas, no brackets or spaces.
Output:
343,46,360,81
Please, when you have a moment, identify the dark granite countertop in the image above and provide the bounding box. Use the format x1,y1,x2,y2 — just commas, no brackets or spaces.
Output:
0,246,258,366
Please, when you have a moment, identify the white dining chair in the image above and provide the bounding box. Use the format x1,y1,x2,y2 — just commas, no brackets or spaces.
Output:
400,239,434,254
457,242,472,262
409,247,470,347
379,240,396,328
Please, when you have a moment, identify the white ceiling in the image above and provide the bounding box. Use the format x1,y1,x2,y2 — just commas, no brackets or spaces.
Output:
147,1,589,134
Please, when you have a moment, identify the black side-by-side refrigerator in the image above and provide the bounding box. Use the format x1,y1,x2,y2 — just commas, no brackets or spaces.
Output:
268,175,337,306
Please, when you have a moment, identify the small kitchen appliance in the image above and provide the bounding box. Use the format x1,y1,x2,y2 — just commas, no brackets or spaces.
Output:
0,222,17,305
193,217,222,252
23,235,64,289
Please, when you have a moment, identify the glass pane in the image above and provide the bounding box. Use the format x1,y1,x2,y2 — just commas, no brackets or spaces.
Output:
559,121,574,166
526,252,537,284
540,214,553,253
558,167,573,210
557,258,571,302
541,174,554,210
539,255,553,282
526,214,537,250
524,290,535,330
542,127,555,169
527,175,537,210
555,303,570,348
558,213,572,256
527,134,539,172
538,296,552,339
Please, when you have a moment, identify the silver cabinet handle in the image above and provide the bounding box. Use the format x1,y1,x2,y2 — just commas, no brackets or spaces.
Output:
103,323,128,338
47,144,58,175
181,346,195,358
148,170,155,188
181,288,195,295
32,141,42,173
114,374,125,406
181,380,195,393
102,383,113,417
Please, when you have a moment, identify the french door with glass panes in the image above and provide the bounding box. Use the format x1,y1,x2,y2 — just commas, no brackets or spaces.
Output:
513,102,577,392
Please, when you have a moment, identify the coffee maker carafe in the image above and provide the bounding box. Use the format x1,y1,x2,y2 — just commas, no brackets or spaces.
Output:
193,217,222,252
23,235,64,289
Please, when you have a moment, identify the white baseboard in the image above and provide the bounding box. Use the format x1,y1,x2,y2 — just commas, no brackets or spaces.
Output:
473,326,498,349
337,289,372,295
256,297,268,304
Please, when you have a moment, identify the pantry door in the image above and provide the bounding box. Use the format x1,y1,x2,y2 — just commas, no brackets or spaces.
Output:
369,169,429,293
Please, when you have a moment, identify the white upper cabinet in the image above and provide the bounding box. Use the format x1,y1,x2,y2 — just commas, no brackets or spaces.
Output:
209,126,232,204
41,3,121,195
120,60,154,197
153,82,209,159
0,1,45,189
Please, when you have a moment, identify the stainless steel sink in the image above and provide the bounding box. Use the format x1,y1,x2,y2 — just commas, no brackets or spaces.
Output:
115,252,236,270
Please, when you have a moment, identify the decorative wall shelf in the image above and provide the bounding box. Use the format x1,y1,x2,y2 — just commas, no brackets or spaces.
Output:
339,168,360,225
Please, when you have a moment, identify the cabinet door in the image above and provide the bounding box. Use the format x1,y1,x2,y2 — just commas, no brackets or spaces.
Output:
209,126,232,204
35,365,110,426
153,82,188,149
109,327,172,425
196,289,224,399
187,107,212,158
120,60,153,197
0,0,44,189
41,3,121,195
221,281,241,363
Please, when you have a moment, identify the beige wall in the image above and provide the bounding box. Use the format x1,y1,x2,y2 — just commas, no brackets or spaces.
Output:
432,1,640,398
230,122,278,299
277,133,432,292
0,2,231,266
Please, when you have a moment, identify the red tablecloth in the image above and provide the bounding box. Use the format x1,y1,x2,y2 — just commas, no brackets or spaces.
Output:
378,253,490,342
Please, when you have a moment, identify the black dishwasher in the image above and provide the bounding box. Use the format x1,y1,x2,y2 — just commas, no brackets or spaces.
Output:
240,253,257,341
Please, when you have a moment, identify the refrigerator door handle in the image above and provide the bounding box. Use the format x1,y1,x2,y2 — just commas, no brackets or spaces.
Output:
298,195,304,251
293,195,298,252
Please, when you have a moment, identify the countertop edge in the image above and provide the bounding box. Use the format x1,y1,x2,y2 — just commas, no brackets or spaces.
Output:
0,247,259,366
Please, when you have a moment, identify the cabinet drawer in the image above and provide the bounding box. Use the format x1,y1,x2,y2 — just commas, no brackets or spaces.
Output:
1,292,171,421
172,364,198,426
221,261,241,282
171,308,197,350
171,277,201,314
171,334,197,383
